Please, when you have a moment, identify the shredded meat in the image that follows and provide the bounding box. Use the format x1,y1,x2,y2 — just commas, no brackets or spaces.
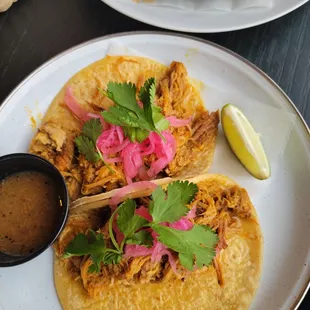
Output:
61,168,82,201
78,156,126,195
30,122,73,170
137,196,151,206
80,253,189,298
192,181,252,229
29,122,82,200
191,111,219,143
213,256,224,287
155,62,220,176
156,62,195,118
66,256,83,280
167,111,219,176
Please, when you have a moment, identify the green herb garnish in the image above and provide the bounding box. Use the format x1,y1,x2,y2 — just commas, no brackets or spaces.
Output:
100,78,169,142
150,181,198,223
74,118,114,172
63,181,218,273
151,224,218,271
63,230,122,273
116,199,152,248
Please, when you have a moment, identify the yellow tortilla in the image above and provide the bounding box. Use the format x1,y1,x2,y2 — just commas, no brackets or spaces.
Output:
54,174,263,310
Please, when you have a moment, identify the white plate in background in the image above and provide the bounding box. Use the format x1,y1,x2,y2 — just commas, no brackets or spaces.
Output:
102,0,308,32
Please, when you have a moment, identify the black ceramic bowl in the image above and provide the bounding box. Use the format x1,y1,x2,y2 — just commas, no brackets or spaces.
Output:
0,153,69,267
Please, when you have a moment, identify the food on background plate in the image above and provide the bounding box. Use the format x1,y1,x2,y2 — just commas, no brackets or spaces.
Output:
0,171,61,256
28,56,219,201
221,104,270,180
54,174,262,310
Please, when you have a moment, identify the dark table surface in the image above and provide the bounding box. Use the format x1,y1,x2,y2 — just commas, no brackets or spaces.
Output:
0,0,309,308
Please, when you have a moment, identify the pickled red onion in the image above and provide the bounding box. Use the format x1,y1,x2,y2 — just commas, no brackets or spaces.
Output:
116,126,124,144
109,181,157,208
166,116,191,127
124,244,153,257
135,206,152,221
97,125,130,155
147,131,176,177
138,166,149,181
186,206,197,219
124,238,177,273
167,206,196,231
139,135,156,156
150,230,177,272
64,87,92,122
104,156,122,163
169,218,193,231
122,143,143,184
160,249,178,274
151,241,167,262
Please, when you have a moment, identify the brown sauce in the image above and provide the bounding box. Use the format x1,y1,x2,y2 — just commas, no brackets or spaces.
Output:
0,171,61,256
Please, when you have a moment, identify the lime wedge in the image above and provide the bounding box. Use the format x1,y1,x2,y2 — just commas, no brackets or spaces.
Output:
221,104,270,180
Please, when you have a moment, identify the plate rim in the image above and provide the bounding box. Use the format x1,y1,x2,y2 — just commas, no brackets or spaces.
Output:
0,31,309,309
101,0,309,33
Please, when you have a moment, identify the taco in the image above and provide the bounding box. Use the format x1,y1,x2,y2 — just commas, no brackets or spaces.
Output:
29,56,219,201
54,174,262,310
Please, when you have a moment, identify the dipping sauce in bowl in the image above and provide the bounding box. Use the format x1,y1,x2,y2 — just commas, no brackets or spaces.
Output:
0,153,68,267
0,171,62,256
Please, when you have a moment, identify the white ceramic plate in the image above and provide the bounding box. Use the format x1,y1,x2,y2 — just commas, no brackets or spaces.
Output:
102,0,308,32
0,32,309,310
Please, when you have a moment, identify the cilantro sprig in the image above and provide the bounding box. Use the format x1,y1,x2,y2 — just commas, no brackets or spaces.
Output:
150,181,198,223
75,118,114,172
100,78,169,142
63,181,218,273
152,224,218,271
63,230,122,273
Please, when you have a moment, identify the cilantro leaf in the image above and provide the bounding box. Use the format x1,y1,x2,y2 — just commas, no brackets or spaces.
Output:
152,224,218,271
139,78,154,108
82,118,102,144
100,79,168,142
93,251,122,268
150,181,198,223
139,78,156,129
126,230,153,247
63,230,122,273
63,233,94,258
117,200,149,240
102,105,146,128
75,136,100,163
139,79,168,133
107,82,140,115
152,105,169,132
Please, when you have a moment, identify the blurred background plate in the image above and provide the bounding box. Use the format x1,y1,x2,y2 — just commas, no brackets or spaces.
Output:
102,0,309,32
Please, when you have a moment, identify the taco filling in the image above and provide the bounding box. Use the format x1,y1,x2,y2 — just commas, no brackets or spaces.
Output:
54,175,262,310
29,58,219,200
